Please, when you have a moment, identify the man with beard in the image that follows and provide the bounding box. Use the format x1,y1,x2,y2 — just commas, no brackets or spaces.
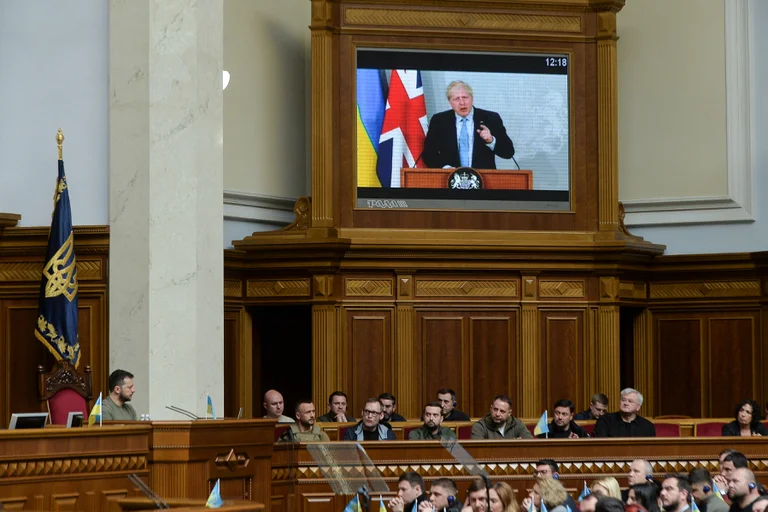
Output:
342,398,396,441
594,388,655,437
727,468,761,512
279,399,330,442
102,369,138,421
471,394,532,439
380,393,407,422
409,402,457,440
537,399,588,438
660,474,693,512
418,478,462,512
390,472,429,512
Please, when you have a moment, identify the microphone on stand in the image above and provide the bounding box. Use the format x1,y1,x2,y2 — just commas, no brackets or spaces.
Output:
165,405,200,420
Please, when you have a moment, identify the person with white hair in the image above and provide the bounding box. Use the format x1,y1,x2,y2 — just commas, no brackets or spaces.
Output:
594,388,656,437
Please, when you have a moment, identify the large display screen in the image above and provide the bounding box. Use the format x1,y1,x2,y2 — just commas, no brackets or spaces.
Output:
356,49,570,211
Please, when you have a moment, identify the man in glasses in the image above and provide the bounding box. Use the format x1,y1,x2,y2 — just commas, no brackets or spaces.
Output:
342,397,396,440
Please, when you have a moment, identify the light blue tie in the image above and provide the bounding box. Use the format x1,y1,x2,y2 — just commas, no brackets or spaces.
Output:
459,118,469,167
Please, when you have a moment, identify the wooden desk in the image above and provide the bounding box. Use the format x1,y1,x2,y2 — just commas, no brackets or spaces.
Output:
0,424,150,511
118,497,265,511
148,419,275,507
271,438,768,512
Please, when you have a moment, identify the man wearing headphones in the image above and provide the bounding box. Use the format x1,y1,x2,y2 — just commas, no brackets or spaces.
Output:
728,468,761,512
691,468,730,512
660,474,693,512
436,388,470,422
418,478,462,512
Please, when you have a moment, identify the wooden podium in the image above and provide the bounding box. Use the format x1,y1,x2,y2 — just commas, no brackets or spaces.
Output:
148,419,275,507
400,167,533,189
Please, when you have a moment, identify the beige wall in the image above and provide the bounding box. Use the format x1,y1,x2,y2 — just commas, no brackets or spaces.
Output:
223,0,310,199
617,0,727,201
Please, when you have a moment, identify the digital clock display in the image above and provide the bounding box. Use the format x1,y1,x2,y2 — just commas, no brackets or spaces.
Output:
545,57,568,67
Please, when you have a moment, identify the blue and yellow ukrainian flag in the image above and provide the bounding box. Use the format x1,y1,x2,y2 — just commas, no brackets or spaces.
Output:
356,69,387,187
34,150,80,367
533,411,549,437
88,393,102,426
379,496,386,512
712,481,726,500
344,494,362,512
578,481,591,501
206,478,223,508
207,394,216,420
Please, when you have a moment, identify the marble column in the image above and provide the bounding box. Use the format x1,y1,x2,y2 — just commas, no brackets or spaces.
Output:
108,0,224,419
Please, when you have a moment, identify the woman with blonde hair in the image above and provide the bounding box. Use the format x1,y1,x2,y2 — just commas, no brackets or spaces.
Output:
591,477,622,500
491,482,519,512
522,478,569,512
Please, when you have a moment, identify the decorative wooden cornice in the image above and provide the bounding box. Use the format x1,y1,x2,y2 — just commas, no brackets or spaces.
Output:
0,213,21,228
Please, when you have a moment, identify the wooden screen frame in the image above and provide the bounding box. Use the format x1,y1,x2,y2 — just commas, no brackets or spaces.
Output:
309,0,622,234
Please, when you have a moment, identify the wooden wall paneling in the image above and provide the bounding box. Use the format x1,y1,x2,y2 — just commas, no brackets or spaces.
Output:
708,312,759,417
520,274,540,418
633,309,654,416
347,308,393,414
224,307,254,419
468,311,517,418
540,309,584,412
654,316,703,417
311,305,344,416
418,312,465,415
394,304,417,418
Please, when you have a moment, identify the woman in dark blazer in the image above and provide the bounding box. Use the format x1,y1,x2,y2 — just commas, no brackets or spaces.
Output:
722,399,768,436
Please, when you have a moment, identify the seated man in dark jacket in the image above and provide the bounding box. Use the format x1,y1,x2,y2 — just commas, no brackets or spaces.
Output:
537,399,589,439
391,472,429,512
342,397,396,441
419,478,463,512
594,388,655,438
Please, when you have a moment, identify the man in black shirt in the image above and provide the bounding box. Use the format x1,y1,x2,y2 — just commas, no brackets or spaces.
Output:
594,388,656,437
727,468,761,512
574,393,609,421
537,399,589,438
419,478,462,512
437,388,470,421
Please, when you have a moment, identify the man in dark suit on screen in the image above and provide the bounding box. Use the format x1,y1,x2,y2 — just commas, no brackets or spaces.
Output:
422,80,515,169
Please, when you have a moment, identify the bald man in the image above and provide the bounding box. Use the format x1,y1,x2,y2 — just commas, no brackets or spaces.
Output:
728,468,760,512
263,389,295,423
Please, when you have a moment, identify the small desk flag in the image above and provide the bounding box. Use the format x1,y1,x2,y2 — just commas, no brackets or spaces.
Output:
379,496,386,512
712,481,726,500
533,411,549,437
88,393,102,426
206,478,223,508
578,481,591,501
207,394,216,420
344,494,362,512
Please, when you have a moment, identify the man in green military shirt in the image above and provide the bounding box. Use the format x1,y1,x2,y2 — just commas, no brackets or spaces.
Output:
101,369,139,421
408,402,456,440
279,399,330,442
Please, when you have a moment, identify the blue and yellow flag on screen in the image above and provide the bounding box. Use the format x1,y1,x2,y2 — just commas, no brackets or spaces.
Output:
356,69,387,187
34,159,80,366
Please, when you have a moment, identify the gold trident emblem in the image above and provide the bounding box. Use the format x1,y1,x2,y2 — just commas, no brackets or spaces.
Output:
43,231,78,301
